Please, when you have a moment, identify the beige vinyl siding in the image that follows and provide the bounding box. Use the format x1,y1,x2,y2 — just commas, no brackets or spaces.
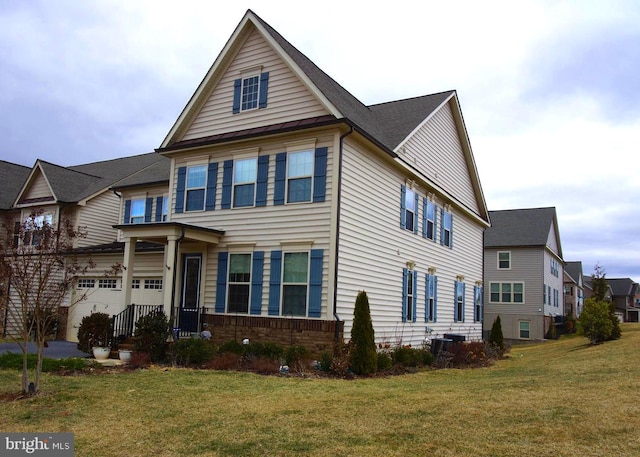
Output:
336,139,484,345
182,27,329,142
76,191,121,247
173,131,335,318
400,102,480,214
21,171,52,201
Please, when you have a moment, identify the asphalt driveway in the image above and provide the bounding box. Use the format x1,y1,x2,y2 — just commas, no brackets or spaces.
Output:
0,341,90,359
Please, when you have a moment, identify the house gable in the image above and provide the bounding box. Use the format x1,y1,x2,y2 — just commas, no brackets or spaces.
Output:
396,96,482,215
163,11,335,148
16,164,56,205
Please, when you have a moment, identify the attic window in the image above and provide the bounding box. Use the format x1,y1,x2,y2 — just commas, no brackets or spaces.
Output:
233,72,270,113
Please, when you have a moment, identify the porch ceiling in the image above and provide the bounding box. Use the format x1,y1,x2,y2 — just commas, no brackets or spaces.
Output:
113,222,224,245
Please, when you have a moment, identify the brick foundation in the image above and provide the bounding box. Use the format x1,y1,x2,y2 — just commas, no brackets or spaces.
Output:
202,314,344,356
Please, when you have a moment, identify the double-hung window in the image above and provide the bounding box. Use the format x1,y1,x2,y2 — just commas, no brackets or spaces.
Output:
425,273,437,322
519,321,530,339
228,253,252,313
441,209,453,248
454,280,465,322
402,268,418,322
498,251,511,269
25,213,53,246
186,165,207,211
129,199,145,224
233,158,257,207
161,196,169,221
287,150,313,203
282,252,309,317
401,187,418,233
423,199,437,241
474,285,483,322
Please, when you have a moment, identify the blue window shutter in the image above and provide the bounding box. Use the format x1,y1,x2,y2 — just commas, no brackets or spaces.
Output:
155,196,163,222
422,198,427,238
232,78,241,114
462,282,466,322
268,251,282,316
308,249,323,318
402,268,408,322
454,281,459,322
221,160,233,209
440,208,445,245
400,185,407,229
175,166,186,214
425,274,430,322
250,251,264,315
274,153,286,205
412,270,418,322
205,162,218,211
543,283,546,305
449,213,454,249
256,155,269,207
433,276,438,322
258,72,269,109
433,204,438,243
124,199,131,224
313,147,328,203
144,197,153,223
413,193,420,234
215,252,228,313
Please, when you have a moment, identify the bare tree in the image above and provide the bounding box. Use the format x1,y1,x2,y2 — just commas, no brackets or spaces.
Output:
0,210,94,394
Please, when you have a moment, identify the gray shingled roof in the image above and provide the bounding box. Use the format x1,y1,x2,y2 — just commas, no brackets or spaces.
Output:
252,10,453,152
0,160,31,210
110,156,171,190
607,278,638,296
25,153,165,204
565,261,583,283
485,207,557,248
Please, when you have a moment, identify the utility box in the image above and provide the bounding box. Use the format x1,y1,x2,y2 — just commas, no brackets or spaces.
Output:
444,334,466,343
431,338,453,355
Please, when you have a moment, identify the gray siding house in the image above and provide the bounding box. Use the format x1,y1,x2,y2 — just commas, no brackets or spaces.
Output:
484,207,564,341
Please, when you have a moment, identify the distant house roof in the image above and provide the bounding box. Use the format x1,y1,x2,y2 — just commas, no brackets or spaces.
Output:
485,207,561,253
15,152,166,206
0,160,31,210
607,278,638,297
110,156,171,190
565,261,584,283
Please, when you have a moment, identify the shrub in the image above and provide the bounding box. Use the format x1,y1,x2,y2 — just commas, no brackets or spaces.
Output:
448,341,492,368
206,352,241,370
243,341,283,360
172,338,215,366
329,342,352,377
134,311,171,362
391,346,431,367
608,302,622,341
284,345,309,367
489,316,505,351
218,340,244,355
376,352,393,371
350,290,377,375
77,312,112,352
243,357,280,375
580,298,613,344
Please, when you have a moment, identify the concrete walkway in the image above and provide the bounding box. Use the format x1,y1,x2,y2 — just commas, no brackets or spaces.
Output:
0,341,90,359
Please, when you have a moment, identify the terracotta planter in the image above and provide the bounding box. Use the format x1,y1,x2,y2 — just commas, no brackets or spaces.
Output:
92,346,111,360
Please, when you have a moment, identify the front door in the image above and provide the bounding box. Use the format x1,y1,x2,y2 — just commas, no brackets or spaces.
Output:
179,254,202,334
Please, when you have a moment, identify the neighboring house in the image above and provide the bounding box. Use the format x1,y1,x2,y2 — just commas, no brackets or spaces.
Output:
563,261,584,318
606,278,639,322
1,153,168,337
0,160,32,337
483,207,564,341
68,9,490,351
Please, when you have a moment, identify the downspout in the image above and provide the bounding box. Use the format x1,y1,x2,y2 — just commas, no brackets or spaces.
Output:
333,125,354,341
169,226,186,327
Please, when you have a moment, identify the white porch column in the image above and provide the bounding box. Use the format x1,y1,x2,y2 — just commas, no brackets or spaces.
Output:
121,236,136,308
164,235,179,322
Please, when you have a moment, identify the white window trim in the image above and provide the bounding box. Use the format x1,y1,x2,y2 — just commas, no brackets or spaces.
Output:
497,251,511,270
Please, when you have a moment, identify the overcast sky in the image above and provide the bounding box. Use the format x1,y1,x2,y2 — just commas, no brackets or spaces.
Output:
1,0,638,281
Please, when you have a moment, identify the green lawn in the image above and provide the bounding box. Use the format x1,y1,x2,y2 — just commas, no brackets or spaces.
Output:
1,325,639,457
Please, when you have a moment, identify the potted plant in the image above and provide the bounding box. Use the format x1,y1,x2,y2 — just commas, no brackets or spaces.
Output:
77,312,113,359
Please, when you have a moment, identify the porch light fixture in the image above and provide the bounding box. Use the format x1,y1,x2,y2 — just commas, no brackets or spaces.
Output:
428,266,437,275
406,260,416,271
456,275,465,282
